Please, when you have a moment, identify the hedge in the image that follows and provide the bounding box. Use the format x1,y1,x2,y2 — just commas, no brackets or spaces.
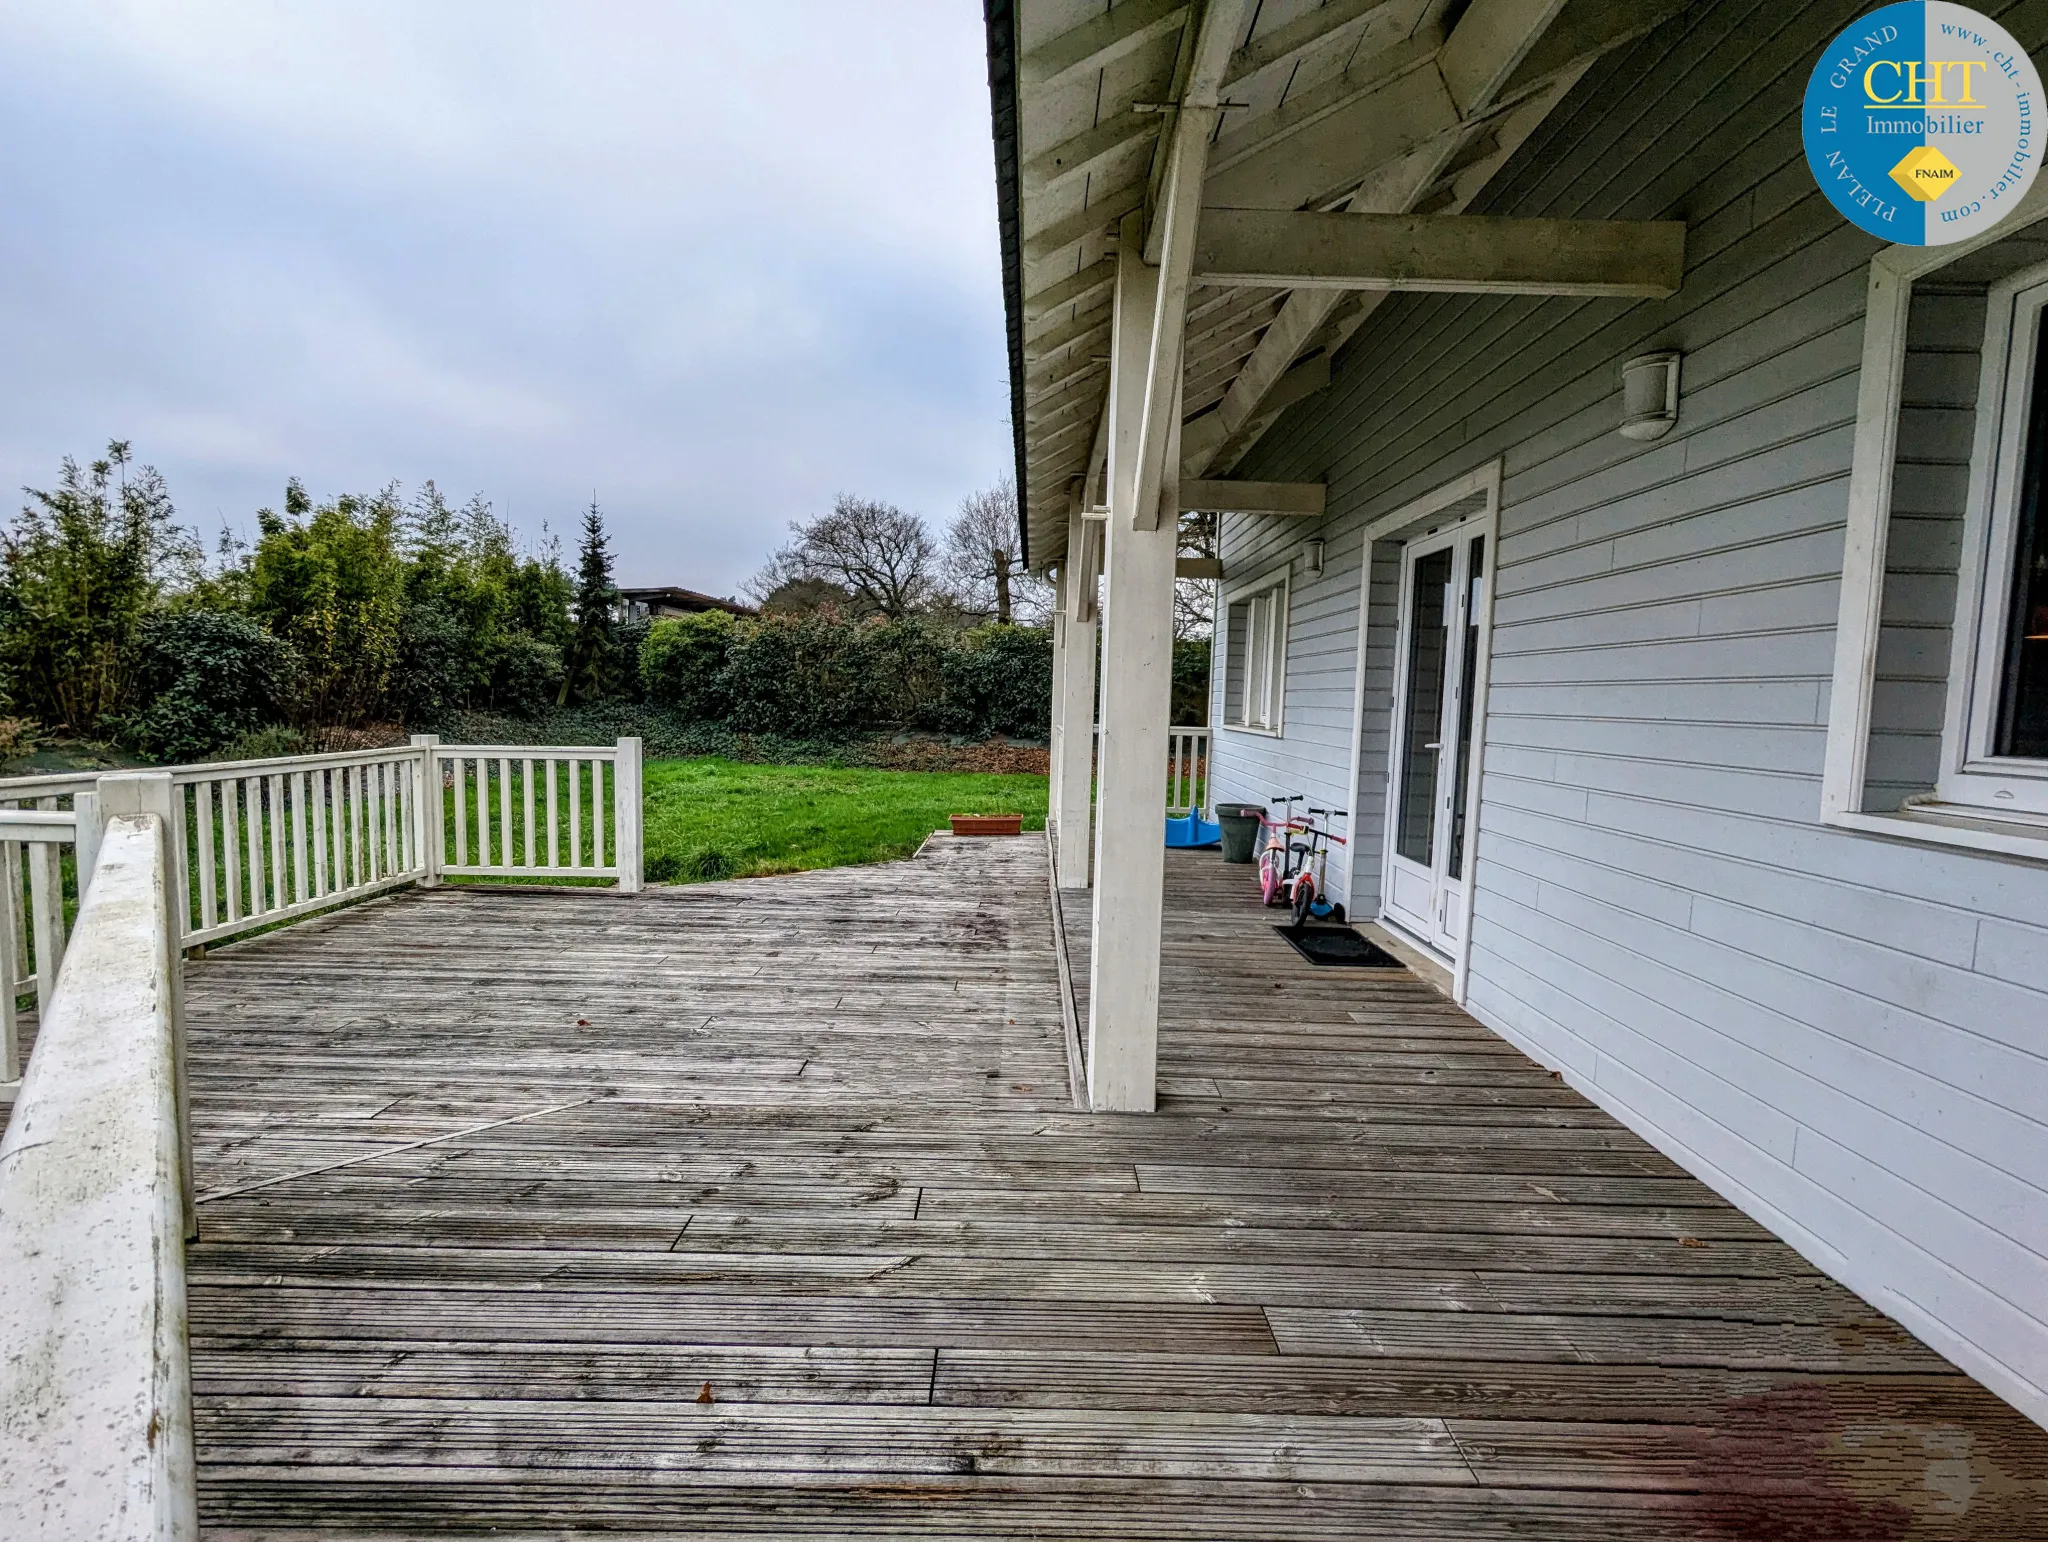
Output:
638,612,1053,740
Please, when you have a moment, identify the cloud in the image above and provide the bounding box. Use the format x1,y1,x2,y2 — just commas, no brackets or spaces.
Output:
0,1,1010,593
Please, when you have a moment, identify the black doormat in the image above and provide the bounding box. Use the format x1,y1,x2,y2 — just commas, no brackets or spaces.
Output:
1275,925,1405,968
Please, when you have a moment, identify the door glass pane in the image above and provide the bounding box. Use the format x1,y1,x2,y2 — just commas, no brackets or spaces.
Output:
1998,311,2048,756
1447,536,1485,879
1396,546,1453,865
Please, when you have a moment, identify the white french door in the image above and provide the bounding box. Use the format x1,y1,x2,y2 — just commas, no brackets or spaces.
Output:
1381,518,1491,958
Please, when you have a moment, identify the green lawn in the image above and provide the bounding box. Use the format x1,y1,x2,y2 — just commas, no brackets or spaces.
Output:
642,758,1047,884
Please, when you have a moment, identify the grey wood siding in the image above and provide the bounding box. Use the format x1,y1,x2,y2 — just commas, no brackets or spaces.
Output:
1206,0,2048,1426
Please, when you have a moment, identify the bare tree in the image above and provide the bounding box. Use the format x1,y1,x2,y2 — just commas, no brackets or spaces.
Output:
750,494,937,618
942,478,1050,625
1174,509,1217,640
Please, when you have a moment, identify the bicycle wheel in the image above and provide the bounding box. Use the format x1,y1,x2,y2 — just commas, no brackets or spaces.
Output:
1259,843,1284,905
1291,872,1316,927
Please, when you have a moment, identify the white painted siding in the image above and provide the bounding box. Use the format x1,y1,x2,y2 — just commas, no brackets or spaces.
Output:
1207,0,2048,1426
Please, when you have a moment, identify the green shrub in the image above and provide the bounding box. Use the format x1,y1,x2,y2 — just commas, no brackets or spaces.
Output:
116,609,305,763
640,610,737,719
941,624,1053,738
487,632,565,717
219,723,314,763
718,610,865,736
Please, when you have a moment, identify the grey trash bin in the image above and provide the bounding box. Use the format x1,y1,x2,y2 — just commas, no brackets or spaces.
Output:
1217,804,1264,864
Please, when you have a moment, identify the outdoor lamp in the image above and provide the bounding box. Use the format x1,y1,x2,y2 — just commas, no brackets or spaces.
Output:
1619,350,1682,440
1305,536,1325,576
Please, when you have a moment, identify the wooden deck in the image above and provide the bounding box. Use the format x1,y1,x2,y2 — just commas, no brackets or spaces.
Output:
178,836,2048,1537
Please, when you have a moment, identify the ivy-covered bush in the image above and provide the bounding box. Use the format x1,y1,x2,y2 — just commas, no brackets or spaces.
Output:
116,608,305,762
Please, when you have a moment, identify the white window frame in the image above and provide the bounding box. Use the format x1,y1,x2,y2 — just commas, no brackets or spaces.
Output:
1822,178,2048,861
1220,564,1290,737
1939,262,2048,814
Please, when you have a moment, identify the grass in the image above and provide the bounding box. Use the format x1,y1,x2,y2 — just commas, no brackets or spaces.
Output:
642,757,1046,884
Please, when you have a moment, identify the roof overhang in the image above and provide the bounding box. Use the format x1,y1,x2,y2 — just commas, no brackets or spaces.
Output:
988,0,1690,571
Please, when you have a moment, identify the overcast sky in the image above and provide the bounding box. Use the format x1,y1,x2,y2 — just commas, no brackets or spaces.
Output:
0,2,1010,596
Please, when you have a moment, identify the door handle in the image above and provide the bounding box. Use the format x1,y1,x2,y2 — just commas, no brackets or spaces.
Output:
1424,741,1441,751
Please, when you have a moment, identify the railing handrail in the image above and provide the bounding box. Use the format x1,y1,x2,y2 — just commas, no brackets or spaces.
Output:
0,808,198,1541
167,742,422,782
436,741,622,759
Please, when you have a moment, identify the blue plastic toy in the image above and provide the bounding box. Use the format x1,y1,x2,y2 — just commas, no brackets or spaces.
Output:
1165,812,1222,848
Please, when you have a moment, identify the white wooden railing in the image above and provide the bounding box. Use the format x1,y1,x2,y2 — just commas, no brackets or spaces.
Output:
155,734,643,949
425,738,642,885
1167,727,1211,817
176,744,429,947
0,800,81,1105
0,786,197,1541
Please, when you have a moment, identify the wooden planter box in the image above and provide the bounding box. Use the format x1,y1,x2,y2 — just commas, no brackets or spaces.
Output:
950,814,1023,837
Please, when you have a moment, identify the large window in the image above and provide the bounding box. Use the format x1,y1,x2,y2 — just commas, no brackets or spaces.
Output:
1826,232,2048,858
1222,570,1288,735
1953,270,2048,802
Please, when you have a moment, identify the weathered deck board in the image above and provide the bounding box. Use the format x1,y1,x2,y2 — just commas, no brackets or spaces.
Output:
180,836,2048,1537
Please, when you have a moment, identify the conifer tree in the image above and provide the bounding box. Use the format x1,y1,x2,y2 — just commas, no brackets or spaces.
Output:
560,498,619,703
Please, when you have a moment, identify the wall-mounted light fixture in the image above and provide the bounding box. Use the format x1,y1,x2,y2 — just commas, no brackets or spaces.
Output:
1304,536,1326,577
1619,350,1682,440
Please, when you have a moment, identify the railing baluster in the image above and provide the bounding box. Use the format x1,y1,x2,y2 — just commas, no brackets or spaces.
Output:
399,758,416,872
569,758,582,868
246,778,268,915
28,798,65,1013
5,836,26,999
195,782,218,932
0,850,15,1081
333,767,347,891
368,762,385,882
497,756,512,868
474,759,489,871
382,761,398,877
522,758,536,869
222,778,243,923
351,765,366,888
267,773,287,908
314,769,333,897
289,772,309,904
452,756,469,868
546,759,559,867
593,759,606,867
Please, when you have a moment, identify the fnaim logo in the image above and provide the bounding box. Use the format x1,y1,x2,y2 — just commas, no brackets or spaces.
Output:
1804,3,2043,244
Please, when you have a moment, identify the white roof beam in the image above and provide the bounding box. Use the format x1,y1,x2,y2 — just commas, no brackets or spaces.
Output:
1025,257,1118,322
1022,181,1147,264
1193,209,1685,297
1221,0,1404,90
1127,0,1258,531
1023,112,1162,196
1438,0,1570,117
1180,479,1326,515
1021,0,1189,92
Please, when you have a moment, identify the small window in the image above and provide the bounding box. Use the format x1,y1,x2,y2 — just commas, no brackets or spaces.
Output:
1945,267,2048,813
1223,571,1288,735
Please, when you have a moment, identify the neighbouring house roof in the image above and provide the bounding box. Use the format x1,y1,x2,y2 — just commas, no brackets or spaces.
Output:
617,586,758,618
986,0,1686,572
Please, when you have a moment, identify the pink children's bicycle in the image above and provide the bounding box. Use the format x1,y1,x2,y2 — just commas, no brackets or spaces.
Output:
1257,794,1348,925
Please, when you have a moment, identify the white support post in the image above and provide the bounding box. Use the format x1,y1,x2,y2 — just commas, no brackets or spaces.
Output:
1086,215,1179,1113
614,737,644,893
94,771,193,1245
1050,509,1100,890
73,790,102,905
411,734,444,887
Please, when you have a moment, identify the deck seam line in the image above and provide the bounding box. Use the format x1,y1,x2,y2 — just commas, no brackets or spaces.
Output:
193,1097,599,1204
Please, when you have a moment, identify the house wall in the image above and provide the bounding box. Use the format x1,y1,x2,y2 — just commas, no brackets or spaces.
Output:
1205,0,2048,1425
